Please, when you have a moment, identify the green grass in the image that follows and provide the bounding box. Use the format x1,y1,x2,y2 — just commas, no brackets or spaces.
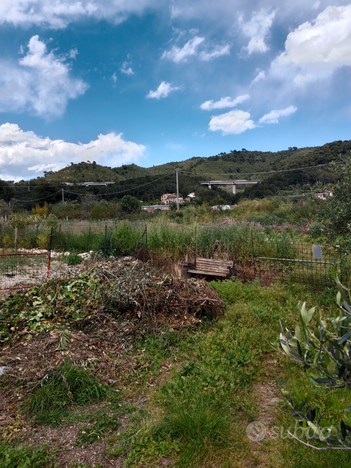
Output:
23,358,110,424
105,279,351,467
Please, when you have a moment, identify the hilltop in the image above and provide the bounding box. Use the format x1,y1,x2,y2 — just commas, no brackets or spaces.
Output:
6,139,351,207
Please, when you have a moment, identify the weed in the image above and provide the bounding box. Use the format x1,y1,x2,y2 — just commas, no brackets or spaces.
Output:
23,359,109,424
158,394,231,453
76,414,120,446
0,444,55,467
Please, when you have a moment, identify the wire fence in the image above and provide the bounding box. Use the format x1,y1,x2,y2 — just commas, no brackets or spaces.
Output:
253,242,338,289
0,219,345,291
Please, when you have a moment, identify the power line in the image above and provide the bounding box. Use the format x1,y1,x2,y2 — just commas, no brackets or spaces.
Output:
180,161,340,178
12,190,62,203
63,172,174,197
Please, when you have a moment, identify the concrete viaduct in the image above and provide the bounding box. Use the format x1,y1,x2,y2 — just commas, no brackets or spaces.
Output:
200,180,262,195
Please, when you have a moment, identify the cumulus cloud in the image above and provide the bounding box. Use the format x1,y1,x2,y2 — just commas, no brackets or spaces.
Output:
121,61,134,75
272,5,351,84
258,105,297,124
162,36,205,63
209,110,256,135
0,0,159,29
208,105,297,135
240,9,276,54
200,94,249,111
162,36,230,63
0,35,87,117
146,81,180,99
0,123,146,180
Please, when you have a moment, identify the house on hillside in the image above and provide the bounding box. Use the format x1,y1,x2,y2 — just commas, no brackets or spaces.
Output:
161,193,185,205
316,191,333,200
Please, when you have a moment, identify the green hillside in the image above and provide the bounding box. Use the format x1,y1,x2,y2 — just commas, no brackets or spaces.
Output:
6,139,351,209
113,140,351,181
42,162,125,183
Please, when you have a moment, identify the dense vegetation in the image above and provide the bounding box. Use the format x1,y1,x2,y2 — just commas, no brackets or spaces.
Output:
2,139,350,212
1,141,351,466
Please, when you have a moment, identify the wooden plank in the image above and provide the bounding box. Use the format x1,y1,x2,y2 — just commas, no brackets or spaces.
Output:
187,269,228,277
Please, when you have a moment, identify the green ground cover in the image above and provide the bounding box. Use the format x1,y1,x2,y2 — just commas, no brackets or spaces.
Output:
1,276,351,466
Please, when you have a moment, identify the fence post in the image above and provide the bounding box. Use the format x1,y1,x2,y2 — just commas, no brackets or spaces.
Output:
35,224,39,248
104,225,107,258
57,224,61,251
145,224,148,253
49,227,54,258
251,228,256,277
87,226,91,252
15,227,18,253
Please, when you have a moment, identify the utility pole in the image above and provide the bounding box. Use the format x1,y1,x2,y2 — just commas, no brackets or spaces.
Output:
62,188,65,203
176,168,179,211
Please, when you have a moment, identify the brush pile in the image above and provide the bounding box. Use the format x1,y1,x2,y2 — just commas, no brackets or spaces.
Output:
0,258,225,395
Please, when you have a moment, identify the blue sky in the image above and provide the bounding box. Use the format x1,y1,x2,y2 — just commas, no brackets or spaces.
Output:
1,0,351,180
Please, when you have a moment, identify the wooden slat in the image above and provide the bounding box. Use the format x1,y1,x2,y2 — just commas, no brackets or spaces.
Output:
187,269,228,277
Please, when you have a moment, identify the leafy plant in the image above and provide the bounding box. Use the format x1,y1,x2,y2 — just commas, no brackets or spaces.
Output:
279,264,351,448
0,444,55,467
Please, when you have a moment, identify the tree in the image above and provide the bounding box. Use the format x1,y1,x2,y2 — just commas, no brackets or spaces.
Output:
120,195,141,213
319,157,351,238
0,180,14,203
279,268,351,449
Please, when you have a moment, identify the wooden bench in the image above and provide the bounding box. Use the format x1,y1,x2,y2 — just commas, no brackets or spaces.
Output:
187,257,236,278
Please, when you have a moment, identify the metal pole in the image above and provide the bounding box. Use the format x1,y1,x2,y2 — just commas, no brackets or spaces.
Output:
62,188,65,203
49,227,53,259
87,226,91,251
57,224,61,251
145,224,148,253
176,168,180,211
104,225,107,258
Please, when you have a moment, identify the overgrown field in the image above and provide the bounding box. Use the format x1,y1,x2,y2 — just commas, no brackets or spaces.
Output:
1,196,350,467
1,256,351,467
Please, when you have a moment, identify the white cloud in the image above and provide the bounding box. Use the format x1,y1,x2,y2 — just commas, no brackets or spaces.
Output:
0,35,87,118
146,81,180,99
162,36,205,63
111,73,117,84
200,94,249,111
69,48,78,59
0,123,146,180
273,5,351,83
199,44,230,61
209,110,256,135
258,105,297,124
162,36,231,63
121,61,134,75
251,70,266,84
0,0,160,29
240,9,276,54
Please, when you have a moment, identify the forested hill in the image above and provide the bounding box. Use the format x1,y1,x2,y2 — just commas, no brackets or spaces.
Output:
23,139,351,184
5,139,351,208
112,140,351,180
